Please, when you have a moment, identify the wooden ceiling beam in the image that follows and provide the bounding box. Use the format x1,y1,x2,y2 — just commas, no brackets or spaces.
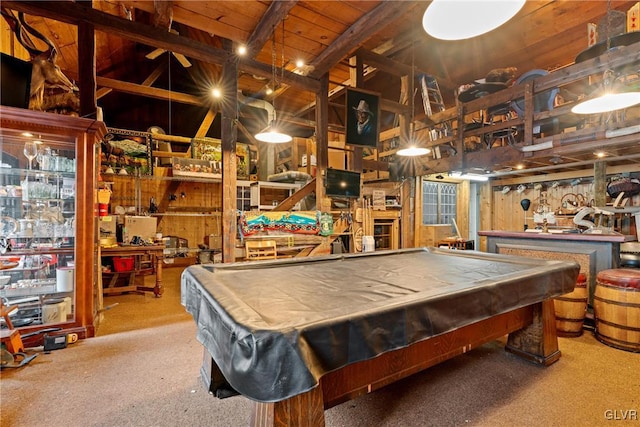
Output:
246,0,298,58
96,76,202,105
355,48,458,90
2,0,319,92
309,1,407,78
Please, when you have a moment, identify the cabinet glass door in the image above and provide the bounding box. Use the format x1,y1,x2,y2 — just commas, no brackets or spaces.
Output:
1,129,76,327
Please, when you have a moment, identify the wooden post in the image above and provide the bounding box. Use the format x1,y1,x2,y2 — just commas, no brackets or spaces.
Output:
77,22,97,118
594,161,607,207
221,43,238,263
316,74,329,207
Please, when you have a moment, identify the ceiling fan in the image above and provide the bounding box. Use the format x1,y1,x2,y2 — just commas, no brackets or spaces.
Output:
145,28,192,68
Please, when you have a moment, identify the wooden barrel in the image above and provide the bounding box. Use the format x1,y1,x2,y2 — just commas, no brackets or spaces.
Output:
554,273,588,337
594,268,640,353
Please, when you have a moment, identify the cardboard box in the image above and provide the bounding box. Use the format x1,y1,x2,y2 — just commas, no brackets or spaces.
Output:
99,216,117,236
206,234,222,250
122,216,157,244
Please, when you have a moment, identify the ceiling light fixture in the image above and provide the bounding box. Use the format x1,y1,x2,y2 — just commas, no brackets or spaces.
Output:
396,145,430,156
397,124,430,156
449,171,489,181
571,2,640,114
396,35,430,157
571,69,640,114
255,19,292,144
422,0,525,40
459,173,489,182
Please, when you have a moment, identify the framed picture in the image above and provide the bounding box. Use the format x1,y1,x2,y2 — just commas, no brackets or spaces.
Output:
345,88,380,148
191,137,251,180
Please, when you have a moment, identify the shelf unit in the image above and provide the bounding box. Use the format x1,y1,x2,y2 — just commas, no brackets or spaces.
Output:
0,106,106,338
250,181,302,211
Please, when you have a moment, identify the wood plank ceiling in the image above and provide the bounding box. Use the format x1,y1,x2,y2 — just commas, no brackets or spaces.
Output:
1,0,639,178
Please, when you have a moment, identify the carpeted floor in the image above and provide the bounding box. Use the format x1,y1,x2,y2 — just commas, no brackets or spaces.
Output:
1,267,638,427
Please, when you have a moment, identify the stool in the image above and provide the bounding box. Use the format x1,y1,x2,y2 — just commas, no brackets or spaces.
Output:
554,272,588,337
483,103,517,147
594,268,640,352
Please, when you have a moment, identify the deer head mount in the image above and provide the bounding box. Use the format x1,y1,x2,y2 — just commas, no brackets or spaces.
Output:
1,8,79,115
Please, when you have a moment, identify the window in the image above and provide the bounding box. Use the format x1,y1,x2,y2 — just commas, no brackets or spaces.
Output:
422,181,457,225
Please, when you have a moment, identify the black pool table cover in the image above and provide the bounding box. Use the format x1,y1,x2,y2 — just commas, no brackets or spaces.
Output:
181,248,579,402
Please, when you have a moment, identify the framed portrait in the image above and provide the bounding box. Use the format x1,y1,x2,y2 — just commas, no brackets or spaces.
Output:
345,88,380,148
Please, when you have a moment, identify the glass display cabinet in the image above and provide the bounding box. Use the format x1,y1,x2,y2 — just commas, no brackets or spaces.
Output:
0,106,106,339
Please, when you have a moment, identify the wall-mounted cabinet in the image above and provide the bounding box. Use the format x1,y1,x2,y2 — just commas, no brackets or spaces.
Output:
372,210,400,250
0,106,106,338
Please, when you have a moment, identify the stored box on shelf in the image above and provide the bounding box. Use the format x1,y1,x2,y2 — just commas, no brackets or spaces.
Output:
162,235,189,257
206,234,222,250
99,215,117,236
122,216,157,244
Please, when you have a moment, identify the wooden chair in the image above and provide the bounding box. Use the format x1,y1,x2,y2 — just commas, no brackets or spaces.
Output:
245,240,278,261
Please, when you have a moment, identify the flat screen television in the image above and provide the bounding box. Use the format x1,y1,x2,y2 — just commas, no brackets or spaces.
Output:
325,168,361,199
0,53,32,109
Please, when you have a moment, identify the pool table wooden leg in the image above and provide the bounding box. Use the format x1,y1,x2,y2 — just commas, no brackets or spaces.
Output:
505,299,561,366
251,385,325,427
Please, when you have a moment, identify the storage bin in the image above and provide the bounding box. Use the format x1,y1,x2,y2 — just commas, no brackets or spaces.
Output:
42,300,67,324
113,256,135,272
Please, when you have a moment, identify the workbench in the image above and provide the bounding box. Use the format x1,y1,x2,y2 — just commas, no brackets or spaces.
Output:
101,244,165,297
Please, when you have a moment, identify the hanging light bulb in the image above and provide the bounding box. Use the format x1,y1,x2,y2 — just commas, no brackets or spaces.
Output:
397,145,430,157
396,123,431,157
422,0,525,41
255,19,292,144
572,2,640,114
255,119,292,143
396,38,429,157
571,70,640,114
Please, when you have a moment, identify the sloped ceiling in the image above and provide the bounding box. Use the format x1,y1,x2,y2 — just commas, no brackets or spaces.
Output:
1,0,639,178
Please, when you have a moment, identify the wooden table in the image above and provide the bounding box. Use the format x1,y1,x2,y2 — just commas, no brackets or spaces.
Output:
101,244,165,297
182,248,579,426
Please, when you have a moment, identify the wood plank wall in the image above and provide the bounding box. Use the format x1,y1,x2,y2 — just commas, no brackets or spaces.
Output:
480,167,640,251
106,175,222,250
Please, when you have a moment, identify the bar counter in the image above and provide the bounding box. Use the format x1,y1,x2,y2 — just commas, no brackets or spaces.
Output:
479,230,634,304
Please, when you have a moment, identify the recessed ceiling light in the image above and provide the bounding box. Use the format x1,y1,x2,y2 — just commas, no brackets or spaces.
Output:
237,45,247,56
422,0,525,40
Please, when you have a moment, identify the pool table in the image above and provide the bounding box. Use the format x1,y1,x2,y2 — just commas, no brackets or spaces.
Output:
181,248,579,426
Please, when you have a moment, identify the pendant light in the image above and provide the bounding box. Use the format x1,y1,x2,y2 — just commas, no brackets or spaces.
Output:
422,0,525,41
571,1,640,114
571,70,640,114
396,123,430,156
255,20,292,144
397,37,430,157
